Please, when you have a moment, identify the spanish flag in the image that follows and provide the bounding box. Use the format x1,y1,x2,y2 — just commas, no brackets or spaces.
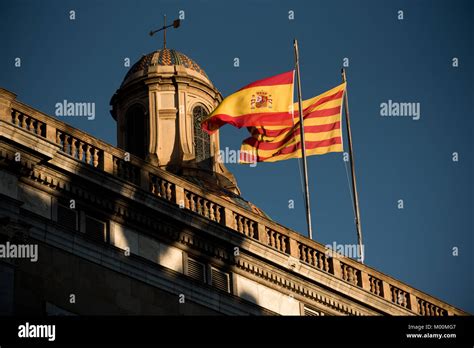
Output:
201,71,294,134
240,83,346,163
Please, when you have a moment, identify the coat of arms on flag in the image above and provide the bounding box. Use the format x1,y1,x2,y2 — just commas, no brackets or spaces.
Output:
251,91,272,109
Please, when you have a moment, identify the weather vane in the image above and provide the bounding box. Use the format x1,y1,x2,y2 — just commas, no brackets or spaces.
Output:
149,15,181,49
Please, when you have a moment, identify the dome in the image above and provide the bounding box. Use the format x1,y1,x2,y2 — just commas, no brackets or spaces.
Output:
122,48,209,86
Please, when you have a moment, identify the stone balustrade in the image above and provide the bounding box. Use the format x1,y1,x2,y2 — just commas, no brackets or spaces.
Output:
233,212,257,239
297,241,331,273
340,261,362,287
150,174,174,201
390,284,411,309
11,108,46,137
56,130,103,168
114,156,141,185
369,275,384,297
265,227,289,254
184,190,223,224
0,90,466,316
418,298,447,316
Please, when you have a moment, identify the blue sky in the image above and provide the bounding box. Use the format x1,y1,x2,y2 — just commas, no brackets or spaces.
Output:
0,0,472,313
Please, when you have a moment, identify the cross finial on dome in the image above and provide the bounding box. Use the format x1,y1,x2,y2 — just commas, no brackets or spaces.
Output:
149,15,181,49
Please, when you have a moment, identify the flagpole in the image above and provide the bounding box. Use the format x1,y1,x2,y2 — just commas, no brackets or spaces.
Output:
341,68,364,263
293,39,313,240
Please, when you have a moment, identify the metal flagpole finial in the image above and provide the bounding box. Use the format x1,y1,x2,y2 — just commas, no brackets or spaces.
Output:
341,68,347,82
293,39,299,61
149,15,181,49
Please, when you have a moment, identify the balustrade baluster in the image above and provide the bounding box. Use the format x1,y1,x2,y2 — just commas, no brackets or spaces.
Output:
184,191,191,209
306,247,312,265
315,252,321,270
71,139,77,158
65,135,72,154
84,144,91,163
209,203,215,221
309,250,315,266
274,234,280,250
197,197,203,215
190,194,196,211
249,222,255,238
56,131,62,149
236,216,242,232
93,149,99,167
302,245,308,262
158,180,165,198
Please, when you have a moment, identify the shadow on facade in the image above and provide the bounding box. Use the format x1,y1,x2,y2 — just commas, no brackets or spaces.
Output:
1,152,268,316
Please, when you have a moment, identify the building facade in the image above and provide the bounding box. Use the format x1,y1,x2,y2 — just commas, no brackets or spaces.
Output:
0,48,468,316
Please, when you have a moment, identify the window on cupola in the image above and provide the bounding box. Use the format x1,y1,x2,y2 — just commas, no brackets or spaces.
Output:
125,104,147,159
193,105,211,169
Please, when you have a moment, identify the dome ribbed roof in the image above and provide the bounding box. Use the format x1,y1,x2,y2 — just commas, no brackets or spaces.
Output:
122,48,208,85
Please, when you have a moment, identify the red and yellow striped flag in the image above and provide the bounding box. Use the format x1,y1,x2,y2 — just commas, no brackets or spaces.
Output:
201,71,294,134
240,83,346,163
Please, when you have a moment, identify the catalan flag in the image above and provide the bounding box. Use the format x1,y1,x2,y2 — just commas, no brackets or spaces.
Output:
240,83,346,163
201,71,294,134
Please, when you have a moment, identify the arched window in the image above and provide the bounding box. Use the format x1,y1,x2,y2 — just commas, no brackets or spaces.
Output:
125,104,147,159
193,105,211,169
